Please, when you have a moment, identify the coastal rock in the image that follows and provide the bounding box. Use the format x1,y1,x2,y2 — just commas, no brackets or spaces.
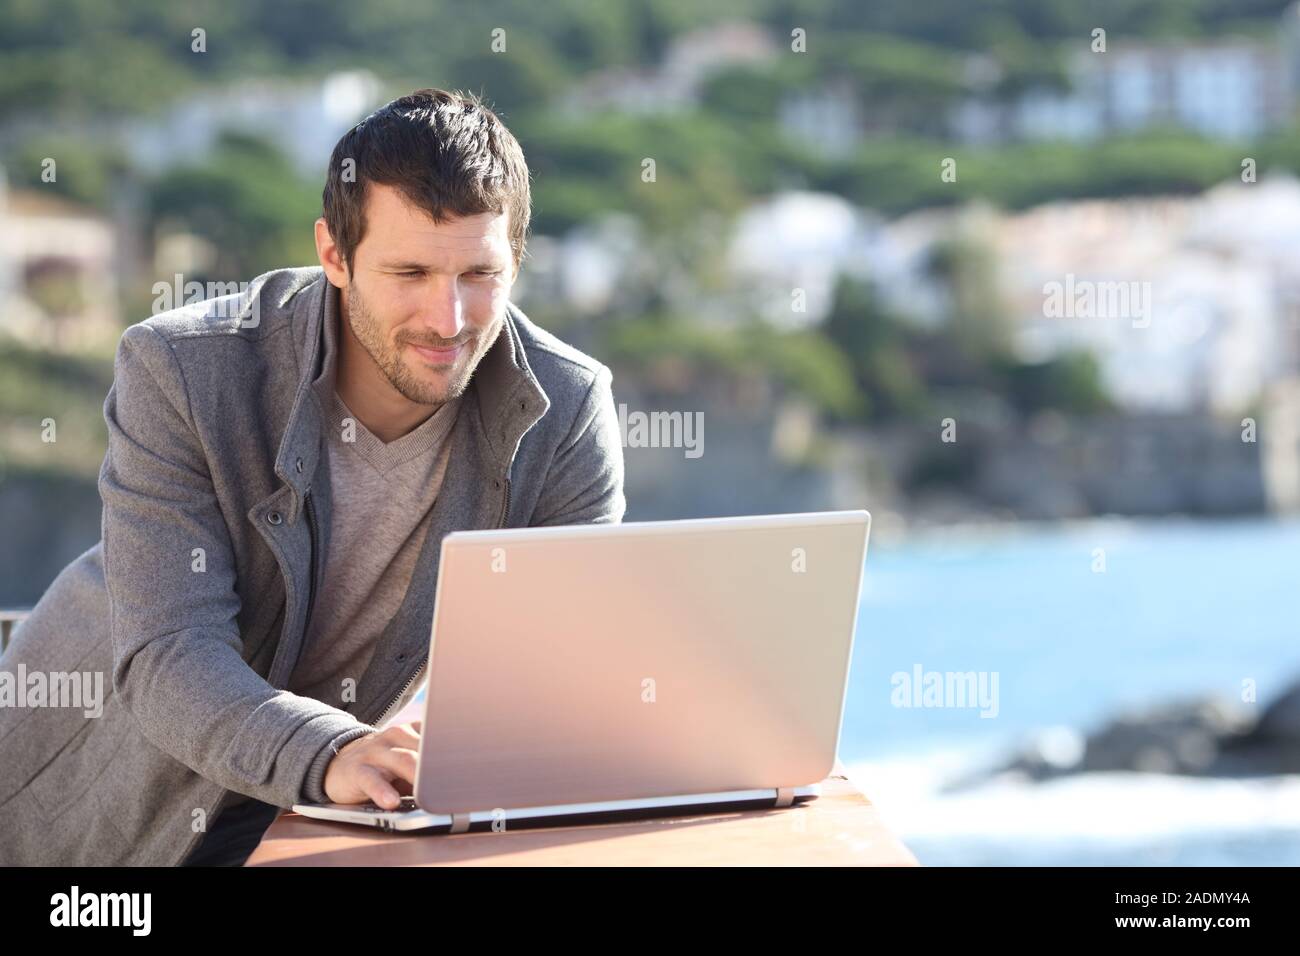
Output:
1072,696,1253,775
1252,680,1300,742
948,687,1300,791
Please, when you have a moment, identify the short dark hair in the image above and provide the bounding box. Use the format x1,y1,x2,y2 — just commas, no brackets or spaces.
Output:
322,88,531,273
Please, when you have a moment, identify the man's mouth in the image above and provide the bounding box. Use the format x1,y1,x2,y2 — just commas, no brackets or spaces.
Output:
408,341,466,364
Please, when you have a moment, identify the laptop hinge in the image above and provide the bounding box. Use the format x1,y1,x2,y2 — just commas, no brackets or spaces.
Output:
774,787,795,808
450,812,472,834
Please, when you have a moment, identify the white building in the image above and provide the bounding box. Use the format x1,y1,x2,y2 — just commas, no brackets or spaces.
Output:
777,79,864,160
828,175,1300,415
972,177,1300,414
953,3,1300,143
0,172,119,350
125,70,385,176
727,190,882,328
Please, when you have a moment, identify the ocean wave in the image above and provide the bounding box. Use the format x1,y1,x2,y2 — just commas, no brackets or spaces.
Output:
845,753,1300,865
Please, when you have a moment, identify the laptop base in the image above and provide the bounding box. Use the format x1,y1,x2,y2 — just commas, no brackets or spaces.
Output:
292,784,821,834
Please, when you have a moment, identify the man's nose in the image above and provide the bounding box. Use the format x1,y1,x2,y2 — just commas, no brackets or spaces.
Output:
418,278,467,342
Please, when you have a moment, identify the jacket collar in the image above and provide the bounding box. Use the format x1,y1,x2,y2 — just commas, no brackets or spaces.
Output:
263,267,549,526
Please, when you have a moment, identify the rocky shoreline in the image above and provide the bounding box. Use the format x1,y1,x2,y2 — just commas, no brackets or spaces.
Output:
947,677,1300,792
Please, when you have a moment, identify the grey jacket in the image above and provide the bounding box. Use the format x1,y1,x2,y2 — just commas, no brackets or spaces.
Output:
0,266,626,865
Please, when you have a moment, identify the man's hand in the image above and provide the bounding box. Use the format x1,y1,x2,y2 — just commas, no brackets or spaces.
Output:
322,720,422,809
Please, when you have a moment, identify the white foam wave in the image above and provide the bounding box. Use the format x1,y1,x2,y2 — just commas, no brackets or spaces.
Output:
845,754,1300,845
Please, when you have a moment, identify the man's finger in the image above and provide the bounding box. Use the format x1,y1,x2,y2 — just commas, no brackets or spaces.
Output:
359,764,401,810
369,746,419,787
381,723,420,748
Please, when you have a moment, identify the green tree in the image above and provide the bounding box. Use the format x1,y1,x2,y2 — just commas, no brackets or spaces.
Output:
147,131,318,279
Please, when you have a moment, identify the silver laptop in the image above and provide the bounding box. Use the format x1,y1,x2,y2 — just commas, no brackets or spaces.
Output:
292,509,871,834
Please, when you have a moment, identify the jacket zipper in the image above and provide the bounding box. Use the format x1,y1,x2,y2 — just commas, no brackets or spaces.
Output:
498,475,512,527
372,662,424,728
371,472,512,727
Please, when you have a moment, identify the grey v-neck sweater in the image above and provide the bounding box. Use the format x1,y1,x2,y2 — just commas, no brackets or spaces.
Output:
287,388,462,708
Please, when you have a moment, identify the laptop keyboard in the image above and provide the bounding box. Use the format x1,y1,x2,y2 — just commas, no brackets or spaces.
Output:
359,796,419,813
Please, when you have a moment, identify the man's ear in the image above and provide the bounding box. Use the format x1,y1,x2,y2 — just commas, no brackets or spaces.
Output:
315,218,349,288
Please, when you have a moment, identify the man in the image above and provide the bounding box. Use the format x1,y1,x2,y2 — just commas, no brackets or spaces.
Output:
0,88,626,866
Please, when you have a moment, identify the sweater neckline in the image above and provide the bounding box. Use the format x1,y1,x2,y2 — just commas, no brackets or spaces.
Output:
328,390,461,475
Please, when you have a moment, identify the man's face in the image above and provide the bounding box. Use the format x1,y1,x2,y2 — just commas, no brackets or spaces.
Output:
337,183,516,406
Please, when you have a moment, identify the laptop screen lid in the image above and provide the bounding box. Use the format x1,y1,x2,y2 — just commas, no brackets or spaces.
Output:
414,510,870,814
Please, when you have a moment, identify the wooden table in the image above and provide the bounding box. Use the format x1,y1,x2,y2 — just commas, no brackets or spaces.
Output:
244,765,919,866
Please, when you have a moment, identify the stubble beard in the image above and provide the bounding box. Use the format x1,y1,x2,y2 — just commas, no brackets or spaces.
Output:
346,282,496,407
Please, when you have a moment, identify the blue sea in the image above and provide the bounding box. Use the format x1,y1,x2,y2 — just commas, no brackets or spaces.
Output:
838,516,1300,866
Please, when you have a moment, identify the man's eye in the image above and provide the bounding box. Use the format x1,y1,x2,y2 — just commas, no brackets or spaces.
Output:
469,270,501,279
397,271,423,278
